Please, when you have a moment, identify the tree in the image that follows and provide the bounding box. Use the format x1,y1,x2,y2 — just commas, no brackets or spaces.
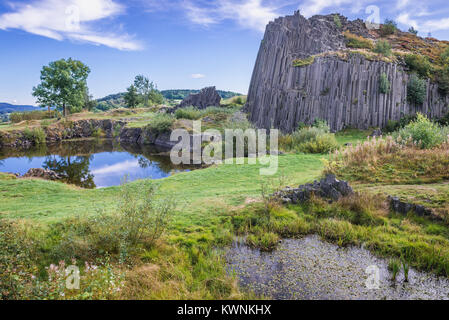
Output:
32,58,90,117
83,88,97,111
408,27,418,35
133,75,165,106
124,85,139,108
407,74,427,105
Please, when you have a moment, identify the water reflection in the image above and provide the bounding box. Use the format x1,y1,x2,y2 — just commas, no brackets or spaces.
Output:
0,139,197,188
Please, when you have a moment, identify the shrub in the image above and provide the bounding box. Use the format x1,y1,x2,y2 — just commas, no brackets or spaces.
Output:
379,72,391,94
298,133,338,154
23,127,46,145
373,40,392,57
438,112,449,126
344,31,374,49
407,74,427,105
334,15,342,29
404,54,433,78
408,27,418,35
312,118,330,132
380,19,397,36
436,68,449,96
284,121,338,154
145,113,174,133
395,113,447,149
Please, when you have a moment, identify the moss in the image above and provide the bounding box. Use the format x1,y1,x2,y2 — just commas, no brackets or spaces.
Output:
293,56,315,67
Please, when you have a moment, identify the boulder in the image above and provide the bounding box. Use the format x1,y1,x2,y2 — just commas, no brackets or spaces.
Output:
274,174,353,204
22,168,65,181
177,87,221,110
388,196,437,219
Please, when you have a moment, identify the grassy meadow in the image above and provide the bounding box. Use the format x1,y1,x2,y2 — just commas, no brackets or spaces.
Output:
2,109,449,300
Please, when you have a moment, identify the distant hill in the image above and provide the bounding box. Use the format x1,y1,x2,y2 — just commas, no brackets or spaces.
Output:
95,89,243,110
0,103,37,114
161,90,242,100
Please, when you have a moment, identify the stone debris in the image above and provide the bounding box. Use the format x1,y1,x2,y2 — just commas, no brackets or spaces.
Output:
273,174,353,204
22,168,65,181
388,196,440,220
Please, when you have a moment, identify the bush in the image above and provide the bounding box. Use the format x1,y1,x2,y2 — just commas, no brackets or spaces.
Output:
407,74,427,105
281,121,338,154
145,113,174,133
10,110,59,123
395,113,447,149
436,68,449,96
298,133,338,154
408,27,418,35
384,114,417,133
404,54,433,78
373,40,392,57
23,127,46,145
334,15,342,29
380,19,397,36
344,31,373,49
438,112,449,126
379,72,391,94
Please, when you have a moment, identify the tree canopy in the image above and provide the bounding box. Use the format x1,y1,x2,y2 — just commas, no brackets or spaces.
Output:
32,58,90,116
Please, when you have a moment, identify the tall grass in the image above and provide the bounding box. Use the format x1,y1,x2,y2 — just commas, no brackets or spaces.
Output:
10,110,59,123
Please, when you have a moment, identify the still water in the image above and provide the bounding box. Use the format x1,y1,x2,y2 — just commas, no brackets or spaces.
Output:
0,139,193,188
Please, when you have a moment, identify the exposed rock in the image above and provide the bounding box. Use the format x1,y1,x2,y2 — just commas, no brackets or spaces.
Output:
22,168,65,181
370,128,383,137
245,11,448,132
388,196,440,220
274,174,353,204
177,87,221,110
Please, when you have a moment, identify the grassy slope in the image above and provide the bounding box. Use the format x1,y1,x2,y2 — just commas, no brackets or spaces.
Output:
0,154,324,227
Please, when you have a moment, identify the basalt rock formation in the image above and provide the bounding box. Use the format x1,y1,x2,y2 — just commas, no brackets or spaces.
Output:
246,11,449,132
177,86,221,109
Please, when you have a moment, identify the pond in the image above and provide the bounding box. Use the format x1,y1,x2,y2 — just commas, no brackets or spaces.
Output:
226,235,449,300
0,139,195,188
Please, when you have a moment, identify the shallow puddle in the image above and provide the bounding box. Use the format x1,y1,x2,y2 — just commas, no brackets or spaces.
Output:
226,235,449,300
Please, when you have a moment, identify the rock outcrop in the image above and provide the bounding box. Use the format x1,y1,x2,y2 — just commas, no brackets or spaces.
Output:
245,12,449,132
22,168,64,181
177,87,221,109
388,196,441,220
274,174,353,204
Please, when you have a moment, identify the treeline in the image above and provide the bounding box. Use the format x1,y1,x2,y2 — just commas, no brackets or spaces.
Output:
161,90,241,100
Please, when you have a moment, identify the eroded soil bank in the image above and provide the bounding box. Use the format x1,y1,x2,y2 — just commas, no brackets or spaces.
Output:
226,235,449,300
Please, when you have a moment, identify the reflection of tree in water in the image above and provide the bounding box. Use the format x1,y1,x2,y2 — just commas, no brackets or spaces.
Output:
43,155,96,189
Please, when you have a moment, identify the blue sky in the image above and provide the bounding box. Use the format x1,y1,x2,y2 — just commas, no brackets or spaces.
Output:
1,0,449,105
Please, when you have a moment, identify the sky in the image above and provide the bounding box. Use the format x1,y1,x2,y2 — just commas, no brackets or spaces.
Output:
1,0,449,105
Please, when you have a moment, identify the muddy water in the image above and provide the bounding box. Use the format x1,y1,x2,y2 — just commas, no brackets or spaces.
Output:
226,236,449,300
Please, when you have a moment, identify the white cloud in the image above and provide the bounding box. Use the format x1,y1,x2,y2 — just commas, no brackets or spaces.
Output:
91,160,140,175
299,0,361,18
0,0,142,51
191,73,206,79
183,0,282,32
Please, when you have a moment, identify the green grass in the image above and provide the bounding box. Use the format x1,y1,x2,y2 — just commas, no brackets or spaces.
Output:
335,129,370,146
0,154,324,227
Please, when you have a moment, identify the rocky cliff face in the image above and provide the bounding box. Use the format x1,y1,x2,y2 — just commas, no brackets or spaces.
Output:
177,86,221,109
245,11,449,132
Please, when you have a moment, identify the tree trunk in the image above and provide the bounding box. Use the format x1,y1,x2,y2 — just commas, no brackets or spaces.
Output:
63,103,67,118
